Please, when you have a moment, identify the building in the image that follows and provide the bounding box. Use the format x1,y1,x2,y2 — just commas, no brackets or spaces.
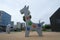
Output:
0,11,11,31
10,21,14,30
20,23,25,28
11,21,14,27
13,22,25,31
50,8,60,32
14,22,22,31
16,22,21,29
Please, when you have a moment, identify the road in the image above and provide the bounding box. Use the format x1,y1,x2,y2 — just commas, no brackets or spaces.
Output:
0,31,60,40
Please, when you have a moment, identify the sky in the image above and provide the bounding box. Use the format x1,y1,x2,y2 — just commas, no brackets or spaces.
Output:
0,0,60,24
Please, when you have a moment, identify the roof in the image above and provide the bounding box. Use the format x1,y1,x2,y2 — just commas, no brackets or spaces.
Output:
0,10,11,16
50,7,60,19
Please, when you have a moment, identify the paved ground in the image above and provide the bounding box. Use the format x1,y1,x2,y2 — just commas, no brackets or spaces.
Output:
0,31,60,40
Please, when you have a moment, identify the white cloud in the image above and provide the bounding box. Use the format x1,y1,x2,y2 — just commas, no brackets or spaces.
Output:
0,0,60,24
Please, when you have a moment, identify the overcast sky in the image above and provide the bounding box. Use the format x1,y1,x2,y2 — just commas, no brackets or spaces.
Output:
0,0,60,24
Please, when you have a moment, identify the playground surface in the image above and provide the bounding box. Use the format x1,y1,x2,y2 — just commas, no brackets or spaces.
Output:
0,31,60,40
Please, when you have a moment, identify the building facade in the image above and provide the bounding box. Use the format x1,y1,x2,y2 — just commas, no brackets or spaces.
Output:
50,8,60,32
0,11,11,31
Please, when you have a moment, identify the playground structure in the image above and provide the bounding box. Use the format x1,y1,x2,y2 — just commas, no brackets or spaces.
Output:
6,24,11,34
20,5,44,37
